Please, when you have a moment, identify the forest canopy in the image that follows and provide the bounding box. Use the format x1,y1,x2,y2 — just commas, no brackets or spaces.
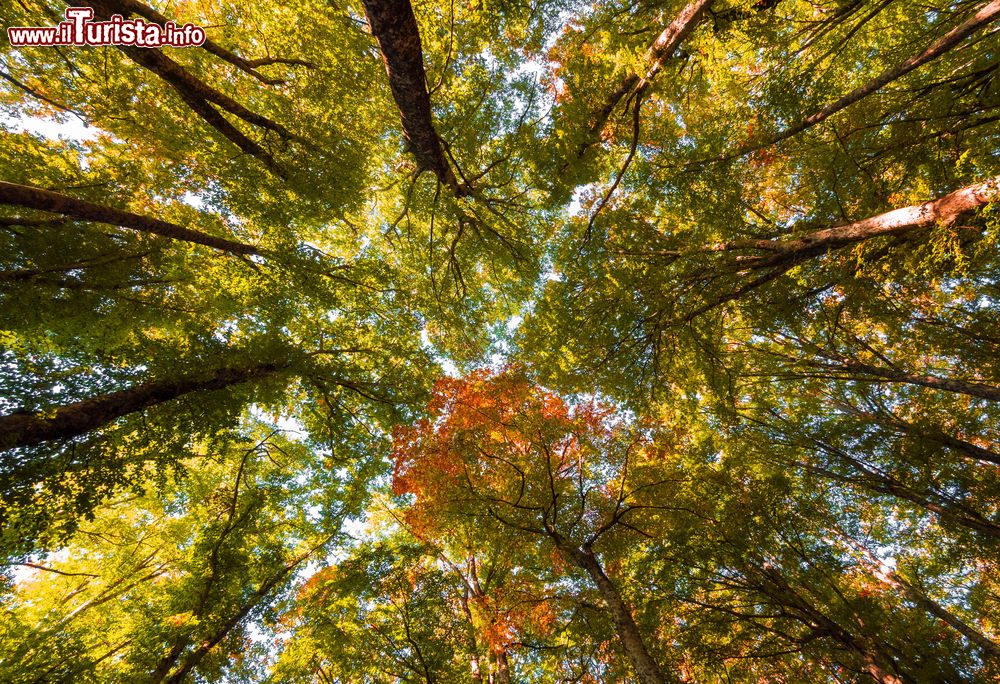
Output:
1,0,999,681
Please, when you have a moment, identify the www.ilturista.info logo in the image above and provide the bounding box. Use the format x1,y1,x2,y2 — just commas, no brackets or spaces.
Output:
7,7,206,47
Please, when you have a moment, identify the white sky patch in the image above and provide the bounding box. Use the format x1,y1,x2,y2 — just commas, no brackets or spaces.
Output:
419,327,460,377
180,191,205,210
7,548,73,587
248,405,308,439
568,184,593,216
1,113,103,142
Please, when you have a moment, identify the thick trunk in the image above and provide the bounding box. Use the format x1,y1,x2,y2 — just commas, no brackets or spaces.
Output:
492,648,512,684
724,0,1000,160
0,363,285,450
0,181,260,255
361,0,468,195
555,537,668,684
714,175,1000,265
674,176,999,321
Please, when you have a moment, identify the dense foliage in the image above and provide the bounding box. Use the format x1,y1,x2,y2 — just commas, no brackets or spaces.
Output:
1,0,998,681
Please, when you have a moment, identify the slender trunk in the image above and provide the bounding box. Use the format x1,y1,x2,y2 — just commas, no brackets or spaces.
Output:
0,362,285,450
360,0,468,195
76,0,293,176
115,43,295,139
81,0,293,137
843,406,1000,465
804,460,1000,540
116,0,313,84
169,84,284,176
754,564,909,683
722,0,1000,161
553,535,668,684
584,0,712,152
673,176,998,321
458,587,485,684
887,574,1000,660
843,535,1000,660
923,429,1000,465
466,556,512,684
815,358,1000,402
0,180,260,255
157,550,310,684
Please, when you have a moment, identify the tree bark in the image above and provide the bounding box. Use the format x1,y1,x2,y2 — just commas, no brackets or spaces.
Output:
752,564,910,683
157,546,315,684
492,648,513,684
583,0,713,157
715,175,1000,265
361,0,469,195
77,0,293,176
553,535,669,684
673,175,999,321
720,0,1000,161
458,586,485,684
116,0,313,85
843,536,1000,660
840,406,1000,465
0,362,285,450
798,446,1000,540
813,358,1000,403
0,180,260,255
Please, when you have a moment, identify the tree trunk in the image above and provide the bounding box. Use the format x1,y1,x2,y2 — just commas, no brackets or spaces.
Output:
78,0,294,176
753,564,910,683
814,358,1000,403
492,648,513,684
584,0,713,152
710,175,1000,266
360,0,468,195
804,459,1000,540
842,406,1000,465
0,362,285,450
116,0,313,85
0,181,260,255
674,176,999,321
723,0,1000,160
554,536,669,684
458,587,485,684
843,535,1000,660
157,548,312,684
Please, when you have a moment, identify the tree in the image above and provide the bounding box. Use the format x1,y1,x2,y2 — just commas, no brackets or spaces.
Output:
391,370,704,683
2,0,999,680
